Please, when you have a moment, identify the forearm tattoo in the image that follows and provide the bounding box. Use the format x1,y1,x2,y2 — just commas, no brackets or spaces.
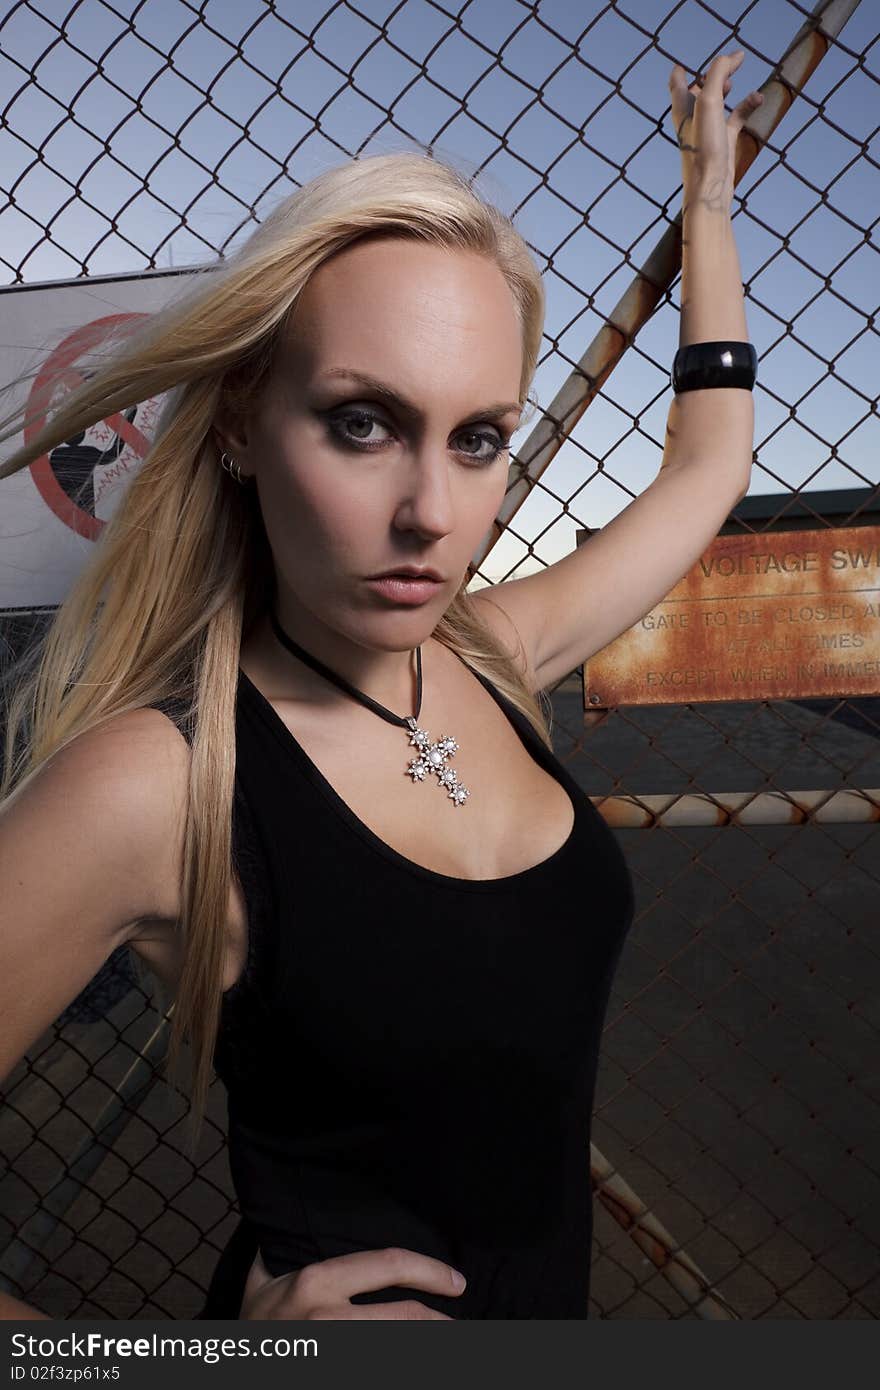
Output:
695,176,730,214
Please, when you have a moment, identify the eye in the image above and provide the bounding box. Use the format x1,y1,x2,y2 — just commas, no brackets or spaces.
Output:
322,407,509,464
325,408,394,450
455,427,508,463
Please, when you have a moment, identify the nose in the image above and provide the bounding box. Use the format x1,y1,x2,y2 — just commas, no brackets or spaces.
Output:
391,445,455,542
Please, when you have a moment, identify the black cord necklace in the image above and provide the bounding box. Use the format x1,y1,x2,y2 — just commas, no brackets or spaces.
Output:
268,605,471,807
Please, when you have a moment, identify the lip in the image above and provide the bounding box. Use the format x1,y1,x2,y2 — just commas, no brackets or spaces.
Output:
365,574,444,606
368,566,445,581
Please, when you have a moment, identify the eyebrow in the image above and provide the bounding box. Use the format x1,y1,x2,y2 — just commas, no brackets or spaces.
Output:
315,368,522,424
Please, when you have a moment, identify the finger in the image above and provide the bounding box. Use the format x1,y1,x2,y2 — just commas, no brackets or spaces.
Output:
727,89,764,132
668,64,693,122
668,61,690,95
316,1301,454,1320
711,49,745,79
305,1247,466,1301
702,49,745,98
242,1247,291,1309
243,1248,272,1296
669,93,693,134
371,1300,455,1320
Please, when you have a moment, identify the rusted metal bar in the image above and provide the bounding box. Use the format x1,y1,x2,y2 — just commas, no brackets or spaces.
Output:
0,1013,169,1299
590,1143,739,1319
473,0,864,572
591,786,880,828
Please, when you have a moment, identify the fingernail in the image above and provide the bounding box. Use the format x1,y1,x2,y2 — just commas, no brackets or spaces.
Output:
451,1269,467,1291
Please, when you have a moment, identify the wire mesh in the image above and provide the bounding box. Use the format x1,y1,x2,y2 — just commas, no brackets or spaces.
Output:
1,0,878,1320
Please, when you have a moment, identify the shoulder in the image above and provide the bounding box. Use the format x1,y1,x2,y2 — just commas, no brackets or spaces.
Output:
0,706,197,1082
44,704,192,803
9,705,193,934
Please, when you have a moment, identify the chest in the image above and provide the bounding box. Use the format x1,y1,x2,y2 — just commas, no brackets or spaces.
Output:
128,683,575,998
221,763,635,1133
266,688,576,882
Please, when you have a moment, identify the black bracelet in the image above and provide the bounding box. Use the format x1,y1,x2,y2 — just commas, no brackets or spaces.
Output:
672,341,757,393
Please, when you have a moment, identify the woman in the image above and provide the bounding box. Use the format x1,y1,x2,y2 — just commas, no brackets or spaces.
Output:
0,54,760,1320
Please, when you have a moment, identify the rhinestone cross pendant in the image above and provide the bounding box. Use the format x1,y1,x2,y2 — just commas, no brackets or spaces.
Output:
405,718,470,806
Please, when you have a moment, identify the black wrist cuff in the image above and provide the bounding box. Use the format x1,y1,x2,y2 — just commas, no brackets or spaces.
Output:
672,341,757,393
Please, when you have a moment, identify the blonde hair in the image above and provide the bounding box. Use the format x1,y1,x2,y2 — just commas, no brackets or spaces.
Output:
0,151,550,1153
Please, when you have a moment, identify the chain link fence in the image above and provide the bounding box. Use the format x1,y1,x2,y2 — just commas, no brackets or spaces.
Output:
1,0,878,1319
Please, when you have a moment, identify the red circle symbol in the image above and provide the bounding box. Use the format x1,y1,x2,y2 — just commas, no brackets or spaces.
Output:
24,313,154,541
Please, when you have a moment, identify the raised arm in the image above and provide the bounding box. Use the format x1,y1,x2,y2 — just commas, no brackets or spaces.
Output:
472,51,763,694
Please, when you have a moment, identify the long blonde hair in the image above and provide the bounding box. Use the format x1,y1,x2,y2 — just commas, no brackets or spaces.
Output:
0,152,550,1153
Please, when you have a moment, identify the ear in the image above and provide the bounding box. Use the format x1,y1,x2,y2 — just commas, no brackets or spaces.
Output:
211,405,251,463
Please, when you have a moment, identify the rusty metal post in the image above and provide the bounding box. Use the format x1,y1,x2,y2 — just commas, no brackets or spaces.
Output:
590,1143,739,1318
592,786,880,829
0,1015,170,1298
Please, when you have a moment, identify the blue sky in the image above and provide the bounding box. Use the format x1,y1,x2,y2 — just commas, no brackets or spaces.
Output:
0,0,877,579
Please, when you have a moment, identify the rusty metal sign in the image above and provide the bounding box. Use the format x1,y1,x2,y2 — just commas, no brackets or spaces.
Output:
583,524,880,707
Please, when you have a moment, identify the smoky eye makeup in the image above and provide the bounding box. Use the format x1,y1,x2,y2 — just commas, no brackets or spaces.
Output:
321,406,391,449
317,403,511,463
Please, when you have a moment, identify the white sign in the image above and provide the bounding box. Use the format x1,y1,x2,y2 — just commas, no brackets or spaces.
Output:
0,268,190,611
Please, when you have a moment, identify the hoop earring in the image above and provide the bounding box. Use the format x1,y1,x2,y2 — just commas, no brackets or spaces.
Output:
219,450,249,486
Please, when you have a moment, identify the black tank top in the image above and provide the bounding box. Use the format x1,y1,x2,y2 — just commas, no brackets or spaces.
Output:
154,659,635,1320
